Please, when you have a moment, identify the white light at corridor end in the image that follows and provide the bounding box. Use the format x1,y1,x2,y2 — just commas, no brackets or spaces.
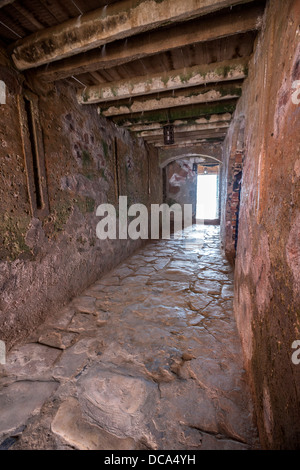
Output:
196,174,218,221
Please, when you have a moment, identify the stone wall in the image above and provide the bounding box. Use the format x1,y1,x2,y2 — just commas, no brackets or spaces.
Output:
220,120,244,263
222,0,300,449
0,50,162,349
165,159,198,217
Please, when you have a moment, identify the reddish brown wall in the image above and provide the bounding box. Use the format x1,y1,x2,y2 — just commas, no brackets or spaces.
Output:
220,117,245,263
222,0,300,449
0,51,162,349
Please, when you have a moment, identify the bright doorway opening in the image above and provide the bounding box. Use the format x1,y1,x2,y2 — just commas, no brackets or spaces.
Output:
196,173,219,222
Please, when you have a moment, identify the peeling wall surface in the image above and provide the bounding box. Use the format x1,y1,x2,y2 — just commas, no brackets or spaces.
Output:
222,0,300,449
0,51,162,349
220,116,244,263
165,159,198,216
165,154,222,221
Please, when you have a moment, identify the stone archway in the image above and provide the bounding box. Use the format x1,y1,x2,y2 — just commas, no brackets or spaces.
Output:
159,143,223,169
162,153,222,222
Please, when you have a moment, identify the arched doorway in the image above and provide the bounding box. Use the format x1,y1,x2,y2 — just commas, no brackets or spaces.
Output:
161,154,222,225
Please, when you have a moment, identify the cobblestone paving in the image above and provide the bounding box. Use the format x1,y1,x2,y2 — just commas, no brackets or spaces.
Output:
0,225,259,450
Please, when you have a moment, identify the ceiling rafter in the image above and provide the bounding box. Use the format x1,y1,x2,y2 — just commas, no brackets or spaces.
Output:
34,3,264,83
0,0,267,148
78,58,248,105
11,0,260,70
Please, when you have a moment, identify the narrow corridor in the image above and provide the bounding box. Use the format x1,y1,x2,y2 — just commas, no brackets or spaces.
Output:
0,226,259,450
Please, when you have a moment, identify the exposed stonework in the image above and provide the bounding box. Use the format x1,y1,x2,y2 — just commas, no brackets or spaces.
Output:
220,117,244,263
0,50,162,349
165,159,198,218
165,155,222,223
159,141,223,169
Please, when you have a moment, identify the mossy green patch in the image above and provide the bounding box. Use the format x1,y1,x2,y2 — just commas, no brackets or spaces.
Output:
115,101,236,126
0,213,32,261
82,150,92,169
52,203,72,233
75,196,95,214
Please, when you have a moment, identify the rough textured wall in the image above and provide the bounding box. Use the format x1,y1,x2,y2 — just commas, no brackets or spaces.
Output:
165,159,197,217
159,141,223,168
220,117,244,263
165,157,223,225
0,52,162,349
223,0,300,449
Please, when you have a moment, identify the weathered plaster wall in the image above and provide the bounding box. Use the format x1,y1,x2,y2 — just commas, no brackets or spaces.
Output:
159,141,223,168
222,0,300,449
0,52,162,349
220,117,244,263
165,158,197,217
165,152,223,220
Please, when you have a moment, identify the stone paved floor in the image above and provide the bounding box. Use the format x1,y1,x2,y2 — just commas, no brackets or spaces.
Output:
0,225,259,450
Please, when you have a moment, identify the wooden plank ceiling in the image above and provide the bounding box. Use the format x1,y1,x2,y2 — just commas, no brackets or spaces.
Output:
0,0,266,149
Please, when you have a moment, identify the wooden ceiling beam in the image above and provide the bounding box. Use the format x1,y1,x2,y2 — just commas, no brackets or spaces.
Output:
78,58,248,104
134,121,230,138
113,99,238,126
0,0,16,8
127,113,232,131
99,83,242,116
11,0,259,70
34,3,264,82
149,134,226,147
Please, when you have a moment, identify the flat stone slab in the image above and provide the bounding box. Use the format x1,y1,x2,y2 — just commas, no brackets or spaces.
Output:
52,338,103,381
67,313,97,333
135,266,156,276
151,268,195,282
0,381,57,438
97,276,120,286
4,343,61,379
52,345,88,380
45,306,75,329
186,292,214,311
51,397,136,450
120,275,149,285
192,280,222,295
112,267,135,279
77,366,159,443
197,269,231,282
221,284,235,299
72,296,96,314
38,330,77,350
